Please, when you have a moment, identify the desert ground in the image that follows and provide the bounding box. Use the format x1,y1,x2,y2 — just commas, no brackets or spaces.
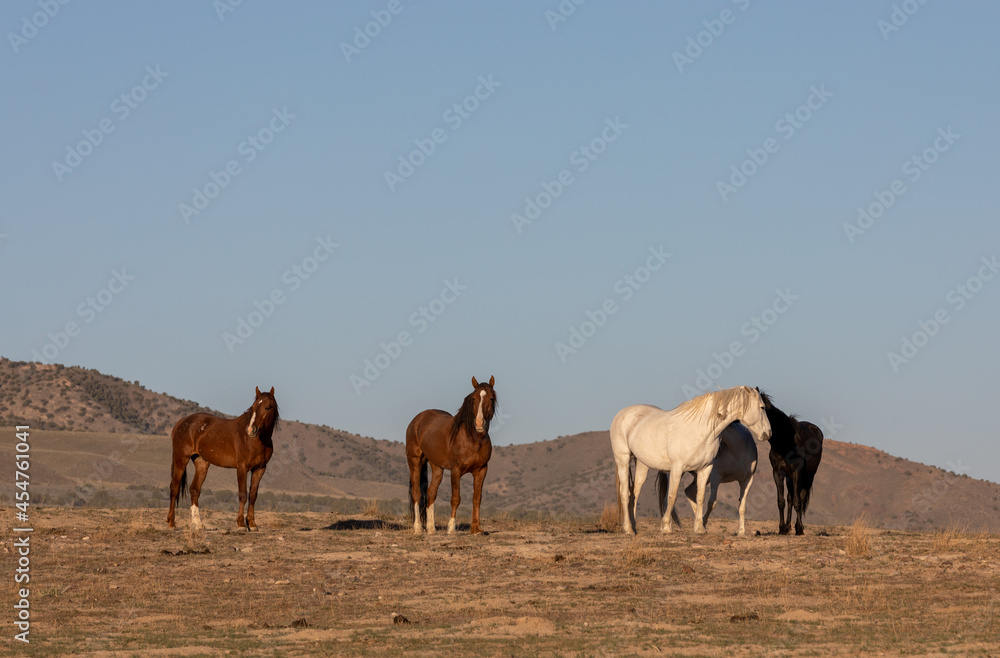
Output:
3,506,999,657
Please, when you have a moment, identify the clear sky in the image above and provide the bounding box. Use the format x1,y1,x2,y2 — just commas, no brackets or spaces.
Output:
3,2,999,484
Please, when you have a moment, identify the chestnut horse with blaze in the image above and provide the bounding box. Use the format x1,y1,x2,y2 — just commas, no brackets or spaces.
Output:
407,376,496,535
167,386,279,531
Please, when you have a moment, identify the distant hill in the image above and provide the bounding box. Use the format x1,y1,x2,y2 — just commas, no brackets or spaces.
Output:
3,357,999,531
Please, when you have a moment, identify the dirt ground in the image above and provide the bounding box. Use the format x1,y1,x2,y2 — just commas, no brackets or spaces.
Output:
3,506,999,656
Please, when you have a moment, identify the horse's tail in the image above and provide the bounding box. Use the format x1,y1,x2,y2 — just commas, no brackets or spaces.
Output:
409,459,428,525
175,466,188,503
655,470,669,516
419,460,428,524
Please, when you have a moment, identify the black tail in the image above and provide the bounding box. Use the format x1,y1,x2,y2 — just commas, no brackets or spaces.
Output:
409,460,429,525
655,471,669,517
176,467,188,503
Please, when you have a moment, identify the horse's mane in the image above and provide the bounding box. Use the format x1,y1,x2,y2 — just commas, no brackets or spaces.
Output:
675,386,751,420
451,387,494,441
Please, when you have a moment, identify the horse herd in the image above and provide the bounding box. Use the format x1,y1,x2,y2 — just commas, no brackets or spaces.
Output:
166,379,824,537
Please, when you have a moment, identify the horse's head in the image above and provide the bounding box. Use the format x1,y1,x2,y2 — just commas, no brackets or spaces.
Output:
247,386,279,438
739,386,771,442
470,376,497,435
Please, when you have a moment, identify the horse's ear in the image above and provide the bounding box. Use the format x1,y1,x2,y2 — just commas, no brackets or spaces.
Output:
256,386,261,396
472,376,479,388
489,375,495,387
269,386,274,396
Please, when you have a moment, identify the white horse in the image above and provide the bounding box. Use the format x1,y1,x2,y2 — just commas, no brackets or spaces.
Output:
610,386,770,535
657,422,759,537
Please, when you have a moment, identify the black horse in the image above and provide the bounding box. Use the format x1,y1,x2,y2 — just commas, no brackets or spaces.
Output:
758,390,824,535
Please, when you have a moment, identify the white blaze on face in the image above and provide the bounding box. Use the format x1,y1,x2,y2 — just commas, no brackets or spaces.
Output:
247,411,256,435
475,389,486,432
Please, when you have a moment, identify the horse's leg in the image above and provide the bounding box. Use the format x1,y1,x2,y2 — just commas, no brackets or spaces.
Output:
632,461,649,531
425,464,444,534
470,465,488,535
703,470,720,529
692,465,713,534
736,473,754,537
189,457,210,529
774,469,789,535
447,467,461,534
236,466,249,529
683,476,698,522
660,466,682,534
167,454,187,528
615,454,635,535
785,474,795,534
791,470,805,536
246,466,266,531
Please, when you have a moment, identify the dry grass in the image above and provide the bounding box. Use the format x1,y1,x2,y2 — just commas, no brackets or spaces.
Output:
845,514,873,558
361,497,381,518
932,520,970,552
597,500,620,533
14,507,1000,655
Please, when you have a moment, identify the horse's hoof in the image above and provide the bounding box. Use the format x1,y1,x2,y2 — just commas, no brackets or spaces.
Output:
426,527,436,535
694,527,707,535
412,527,422,535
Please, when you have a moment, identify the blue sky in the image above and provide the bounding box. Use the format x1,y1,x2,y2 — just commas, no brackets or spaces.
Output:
3,1,999,484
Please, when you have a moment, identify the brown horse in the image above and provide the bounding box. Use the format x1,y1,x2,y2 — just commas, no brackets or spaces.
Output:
166,386,279,531
406,376,496,535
